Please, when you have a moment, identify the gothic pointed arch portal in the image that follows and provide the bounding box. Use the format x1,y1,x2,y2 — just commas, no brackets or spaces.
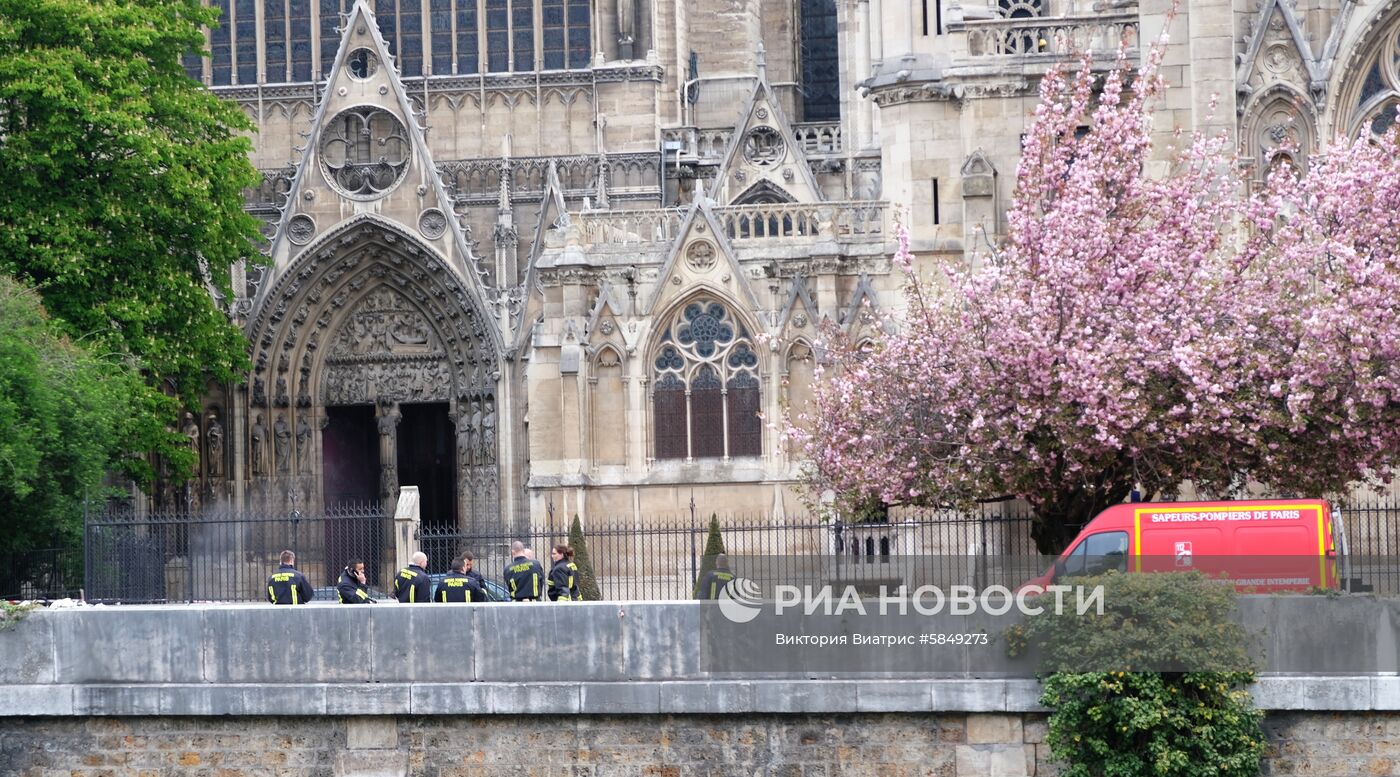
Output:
244,217,501,531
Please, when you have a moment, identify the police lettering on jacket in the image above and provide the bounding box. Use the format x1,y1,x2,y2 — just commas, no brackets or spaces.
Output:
267,564,314,605
504,556,544,601
393,564,432,603
435,571,483,603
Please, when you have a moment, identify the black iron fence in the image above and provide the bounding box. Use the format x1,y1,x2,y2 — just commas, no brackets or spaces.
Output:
422,503,1045,601
1337,495,1400,594
68,496,1400,603
0,547,84,601
83,503,391,603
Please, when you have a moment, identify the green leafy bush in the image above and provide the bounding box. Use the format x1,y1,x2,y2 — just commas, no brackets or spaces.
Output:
1013,571,1265,776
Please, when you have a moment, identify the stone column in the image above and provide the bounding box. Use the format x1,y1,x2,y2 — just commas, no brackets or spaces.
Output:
375,397,402,515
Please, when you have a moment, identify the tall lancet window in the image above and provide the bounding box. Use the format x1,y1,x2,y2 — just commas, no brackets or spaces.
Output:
652,300,763,461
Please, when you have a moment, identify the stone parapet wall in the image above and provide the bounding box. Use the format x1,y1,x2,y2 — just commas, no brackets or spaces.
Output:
3,711,1399,777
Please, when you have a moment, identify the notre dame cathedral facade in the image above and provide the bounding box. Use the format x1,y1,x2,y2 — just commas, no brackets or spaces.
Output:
165,0,1400,534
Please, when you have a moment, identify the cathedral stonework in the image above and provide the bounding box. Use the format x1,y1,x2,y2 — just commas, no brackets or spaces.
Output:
161,0,1397,530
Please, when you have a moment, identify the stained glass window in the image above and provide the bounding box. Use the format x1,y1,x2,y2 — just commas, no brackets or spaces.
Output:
265,0,287,82
235,0,257,84
212,0,233,84
430,0,453,74
566,0,590,67
799,0,840,121
542,0,565,70
290,2,313,80
486,0,509,72
320,0,342,77
512,0,535,71
651,300,762,460
457,0,480,73
400,0,423,76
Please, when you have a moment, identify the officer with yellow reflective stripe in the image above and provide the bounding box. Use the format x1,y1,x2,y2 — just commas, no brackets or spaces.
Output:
504,540,545,601
337,559,374,604
547,544,576,601
266,549,314,605
695,554,735,600
436,556,484,602
393,551,433,603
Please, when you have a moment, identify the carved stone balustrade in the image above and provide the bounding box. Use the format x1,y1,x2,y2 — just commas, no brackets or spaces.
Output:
957,12,1138,59
791,122,843,156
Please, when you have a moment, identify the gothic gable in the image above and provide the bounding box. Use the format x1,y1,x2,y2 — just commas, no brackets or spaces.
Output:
776,276,820,339
643,195,760,317
712,66,825,205
1239,0,1323,107
256,0,488,319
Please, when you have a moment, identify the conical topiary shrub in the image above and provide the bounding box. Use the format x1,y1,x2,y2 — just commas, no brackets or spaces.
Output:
693,514,727,596
568,514,602,601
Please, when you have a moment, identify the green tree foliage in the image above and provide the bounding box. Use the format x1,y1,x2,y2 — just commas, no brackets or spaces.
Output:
693,514,727,595
0,277,157,555
568,515,602,601
0,0,261,469
1010,571,1265,776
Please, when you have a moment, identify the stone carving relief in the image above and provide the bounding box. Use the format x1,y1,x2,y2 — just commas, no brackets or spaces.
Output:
320,107,410,199
743,127,785,167
274,415,291,474
419,208,448,239
288,215,316,245
685,240,718,272
205,412,224,477
250,413,268,477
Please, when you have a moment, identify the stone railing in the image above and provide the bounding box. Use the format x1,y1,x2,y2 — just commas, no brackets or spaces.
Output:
662,127,735,161
577,207,688,245
792,122,843,156
719,200,887,243
960,12,1138,58
575,201,888,247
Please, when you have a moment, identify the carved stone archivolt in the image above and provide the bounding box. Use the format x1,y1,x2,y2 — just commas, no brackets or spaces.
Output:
246,218,501,525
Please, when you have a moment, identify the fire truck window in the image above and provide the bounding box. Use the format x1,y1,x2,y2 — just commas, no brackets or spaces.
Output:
1084,531,1128,574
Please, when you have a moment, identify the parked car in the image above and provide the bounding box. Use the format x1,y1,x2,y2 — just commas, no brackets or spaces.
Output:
1018,499,1344,593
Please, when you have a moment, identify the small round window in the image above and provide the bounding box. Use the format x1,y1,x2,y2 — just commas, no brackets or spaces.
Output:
347,48,378,80
319,106,410,200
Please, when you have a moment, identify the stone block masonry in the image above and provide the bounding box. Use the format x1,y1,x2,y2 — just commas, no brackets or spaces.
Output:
3,711,1400,776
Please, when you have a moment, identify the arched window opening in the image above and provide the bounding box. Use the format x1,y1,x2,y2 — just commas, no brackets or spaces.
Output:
652,299,762,460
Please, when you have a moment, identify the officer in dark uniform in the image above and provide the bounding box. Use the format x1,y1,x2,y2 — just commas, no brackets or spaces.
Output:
393,551,433,603
435,556,484,602
267,550,314,605
337,559,374,604
504,541,545,601
462,552,487,591
547,544,576,601
695,553,736,600
566,548,582,601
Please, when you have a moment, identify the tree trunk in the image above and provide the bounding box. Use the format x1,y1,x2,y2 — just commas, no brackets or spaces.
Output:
1029,482,1133,555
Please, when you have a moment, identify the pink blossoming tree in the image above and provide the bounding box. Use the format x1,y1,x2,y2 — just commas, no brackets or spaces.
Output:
795,38,1400,554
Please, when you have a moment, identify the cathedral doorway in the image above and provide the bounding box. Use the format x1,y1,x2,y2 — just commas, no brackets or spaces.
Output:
396,402,457,530
323,405,378,507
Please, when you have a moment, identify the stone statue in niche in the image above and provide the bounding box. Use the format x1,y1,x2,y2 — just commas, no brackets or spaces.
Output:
297,353,312,407
295,415,312,474
205,413,224,477
456,405,478,467
274,374,289,407
182,412,201,473
479,397,496,465
252,377,267,407
250,413,268,476
617,0,636,58
274,415,291,474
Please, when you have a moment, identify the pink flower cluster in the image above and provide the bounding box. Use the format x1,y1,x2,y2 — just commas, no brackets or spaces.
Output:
793,39,1400,549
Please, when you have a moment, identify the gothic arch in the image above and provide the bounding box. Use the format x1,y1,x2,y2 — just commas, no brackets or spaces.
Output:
244,216,501,524
647,293,766,461
1242,85,1317,178
732,180,797,205
1333,5,1400,137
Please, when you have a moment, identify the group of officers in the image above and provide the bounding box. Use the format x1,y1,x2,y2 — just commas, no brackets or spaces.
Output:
264,541,582,605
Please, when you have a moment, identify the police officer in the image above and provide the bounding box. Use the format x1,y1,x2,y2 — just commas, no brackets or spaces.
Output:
436,556,484,602
337,558,374,604
547,544,576,601
695,553,735,600
461,552,487,591
504,541,545,601
267,549,314,605
393,551,432,603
